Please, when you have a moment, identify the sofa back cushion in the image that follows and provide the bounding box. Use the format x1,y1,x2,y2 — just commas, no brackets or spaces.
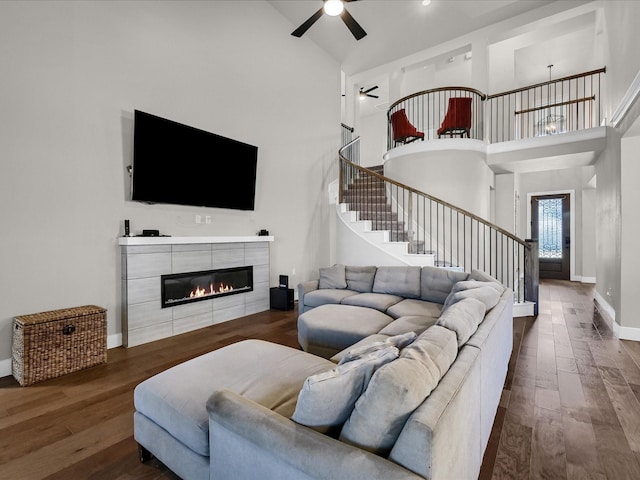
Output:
291,346,399,433
345,265,377,293
372,266,421,299
339,325,458,455
436,297,486,347
319,264,347,289
420,266,469,303
443,284,501,313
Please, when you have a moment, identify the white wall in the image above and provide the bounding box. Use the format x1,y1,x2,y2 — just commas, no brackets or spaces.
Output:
0,1,340,371
620,135,640,333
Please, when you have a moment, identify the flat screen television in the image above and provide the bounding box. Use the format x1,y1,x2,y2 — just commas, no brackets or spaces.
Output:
131,110,258,210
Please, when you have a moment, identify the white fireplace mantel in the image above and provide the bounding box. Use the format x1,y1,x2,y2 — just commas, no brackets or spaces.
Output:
118,235,274,246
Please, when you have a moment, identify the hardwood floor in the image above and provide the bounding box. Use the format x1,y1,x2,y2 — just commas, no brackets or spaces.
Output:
1,280,639,479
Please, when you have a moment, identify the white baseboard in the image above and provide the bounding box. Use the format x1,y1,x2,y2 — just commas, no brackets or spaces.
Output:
107,333,122,349
0,358,10,379
580,276,596,284
513,301,535,317
1,333,124,380
594,291,640,341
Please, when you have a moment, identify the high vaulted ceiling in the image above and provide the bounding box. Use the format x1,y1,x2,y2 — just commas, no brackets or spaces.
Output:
268,0,592,75
269,0,601,117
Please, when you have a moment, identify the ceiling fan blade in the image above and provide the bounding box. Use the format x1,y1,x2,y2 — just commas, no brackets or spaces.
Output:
362,86,378,94
367,94,379,99
291,7,324,37
341,8,367,40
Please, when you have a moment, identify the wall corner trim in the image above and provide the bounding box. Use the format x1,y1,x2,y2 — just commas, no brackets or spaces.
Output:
610,69,640,128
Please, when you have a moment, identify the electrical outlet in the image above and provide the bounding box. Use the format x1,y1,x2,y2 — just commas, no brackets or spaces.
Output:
195,214,201,224
205,215,212,224
292,268,296,276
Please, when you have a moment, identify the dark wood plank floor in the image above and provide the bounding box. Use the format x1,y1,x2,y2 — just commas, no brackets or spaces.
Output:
1,279,639,479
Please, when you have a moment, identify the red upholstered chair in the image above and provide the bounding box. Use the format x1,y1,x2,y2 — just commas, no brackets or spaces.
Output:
437,97,472,138
390,109,425,145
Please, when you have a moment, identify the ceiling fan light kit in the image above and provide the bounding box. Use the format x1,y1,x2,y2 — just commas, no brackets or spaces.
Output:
291,0,367,41
323,0,344,16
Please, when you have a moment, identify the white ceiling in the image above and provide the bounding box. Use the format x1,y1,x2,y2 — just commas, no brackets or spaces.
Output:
268,0,599,117
268,0,590,75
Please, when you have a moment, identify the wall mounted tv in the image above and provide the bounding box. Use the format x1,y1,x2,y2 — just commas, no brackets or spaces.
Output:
131,110,258,210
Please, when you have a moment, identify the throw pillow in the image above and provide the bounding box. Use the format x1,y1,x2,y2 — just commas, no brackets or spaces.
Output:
339,326,457,455
442,284,501,312
345,265,377,293
291,346,399,433
451,279,505,295
338,332,417,365
318,264,347,289
436,297,486,347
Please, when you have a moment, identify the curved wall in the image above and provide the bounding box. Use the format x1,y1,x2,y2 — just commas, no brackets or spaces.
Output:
383,140,493,218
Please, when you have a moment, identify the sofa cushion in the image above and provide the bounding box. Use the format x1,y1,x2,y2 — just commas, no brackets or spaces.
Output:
420,266,469,303
372,266,421,299
468,269,504,287
378,315,438,336
345,265,377,293
341,292,403,312
386,298,442,320
297,304,395,358
337,332,417,365
451,279,505,295
436,297,486,347
443,284,501,312
319,264,347,289
291,346,399,433
340,325,458,455
303,289,358,308
133,340,334,457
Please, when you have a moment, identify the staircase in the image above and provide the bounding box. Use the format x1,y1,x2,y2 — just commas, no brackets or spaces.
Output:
337,137,538,316
338,165,436,267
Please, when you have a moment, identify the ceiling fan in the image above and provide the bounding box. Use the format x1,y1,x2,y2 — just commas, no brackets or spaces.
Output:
359,86,379,99
291,0,367,41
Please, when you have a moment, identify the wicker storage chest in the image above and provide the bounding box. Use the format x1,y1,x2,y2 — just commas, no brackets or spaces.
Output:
12,305,107,386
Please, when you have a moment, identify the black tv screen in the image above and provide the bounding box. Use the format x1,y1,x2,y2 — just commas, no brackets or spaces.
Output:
132,110,257,210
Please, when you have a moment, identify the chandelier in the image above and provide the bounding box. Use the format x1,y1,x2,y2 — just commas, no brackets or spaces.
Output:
537,64,565,136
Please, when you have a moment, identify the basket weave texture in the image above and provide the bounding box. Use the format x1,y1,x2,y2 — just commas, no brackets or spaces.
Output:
12,305,107,386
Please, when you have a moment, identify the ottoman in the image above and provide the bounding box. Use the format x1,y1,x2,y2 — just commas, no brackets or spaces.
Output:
297,304,394,359
133,339,334,480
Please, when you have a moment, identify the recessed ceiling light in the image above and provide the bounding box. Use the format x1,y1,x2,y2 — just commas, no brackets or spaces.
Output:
422,0,431,6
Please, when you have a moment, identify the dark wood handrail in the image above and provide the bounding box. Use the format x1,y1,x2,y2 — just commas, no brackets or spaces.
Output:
486,67,606,100
514,95,596,115
339,144,528,249
388,86,487,116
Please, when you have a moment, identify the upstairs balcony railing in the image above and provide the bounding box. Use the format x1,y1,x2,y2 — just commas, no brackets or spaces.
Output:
387,87,486,150
487,67,606,143
385,68,606,147
339,137,538,307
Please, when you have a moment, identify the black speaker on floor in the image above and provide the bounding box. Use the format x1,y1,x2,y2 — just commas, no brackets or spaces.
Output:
270,287,294,310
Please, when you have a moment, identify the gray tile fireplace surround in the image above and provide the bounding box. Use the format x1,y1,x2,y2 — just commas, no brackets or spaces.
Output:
119,236,273,347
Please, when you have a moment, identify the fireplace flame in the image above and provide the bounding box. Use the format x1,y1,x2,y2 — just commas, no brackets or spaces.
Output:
189,282,233,298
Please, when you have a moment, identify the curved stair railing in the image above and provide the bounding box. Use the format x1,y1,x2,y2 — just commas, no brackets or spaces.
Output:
339,137,538,307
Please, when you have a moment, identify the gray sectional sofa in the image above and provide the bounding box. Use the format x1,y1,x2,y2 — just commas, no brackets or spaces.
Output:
133,264,513,480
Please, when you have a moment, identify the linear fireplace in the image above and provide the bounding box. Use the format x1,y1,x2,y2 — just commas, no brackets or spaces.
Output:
161,266,253,308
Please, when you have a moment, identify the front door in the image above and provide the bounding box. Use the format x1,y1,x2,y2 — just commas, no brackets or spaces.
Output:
531,194,570,280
